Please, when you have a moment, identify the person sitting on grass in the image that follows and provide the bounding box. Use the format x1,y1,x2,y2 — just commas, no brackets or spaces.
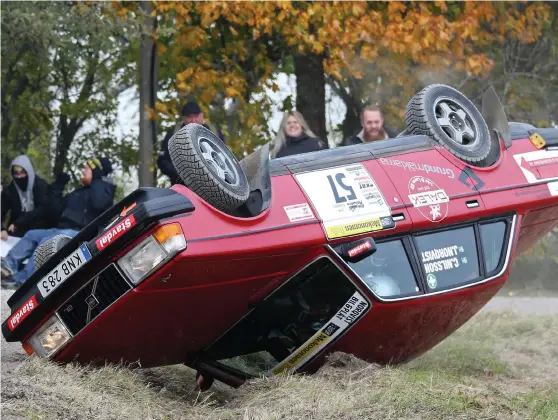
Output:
1,155,50,239
0,157,116,289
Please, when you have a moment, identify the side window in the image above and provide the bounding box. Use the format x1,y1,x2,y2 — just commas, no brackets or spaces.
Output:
415,226,479,291
480,221,507,275
342,239,420,298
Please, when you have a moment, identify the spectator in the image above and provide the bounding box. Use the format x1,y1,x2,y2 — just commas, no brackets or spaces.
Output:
271,111,327,158
342,106,390,146
1,155,50,239
0,157,116,288
157,100,225,185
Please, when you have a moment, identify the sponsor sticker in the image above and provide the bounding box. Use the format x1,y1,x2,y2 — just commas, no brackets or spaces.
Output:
270,291,369,375
427,274,437,289
348,241,372,258
513,150,558,183
96,214,136,251
294,164,392,239
408,176,449,222
380,157,455,179
325,217,383,239
7,296,38,331
548,181,558,196
421,245,465,275
283,203,315,222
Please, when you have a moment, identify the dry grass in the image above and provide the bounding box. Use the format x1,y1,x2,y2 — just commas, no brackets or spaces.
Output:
2,311,557,420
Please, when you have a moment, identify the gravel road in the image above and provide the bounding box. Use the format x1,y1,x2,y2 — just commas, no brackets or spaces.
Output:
481,296,558,315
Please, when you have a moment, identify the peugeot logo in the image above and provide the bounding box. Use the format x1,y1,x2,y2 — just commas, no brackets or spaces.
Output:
85,295,99,310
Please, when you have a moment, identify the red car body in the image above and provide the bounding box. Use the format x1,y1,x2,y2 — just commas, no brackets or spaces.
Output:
3,124,558,388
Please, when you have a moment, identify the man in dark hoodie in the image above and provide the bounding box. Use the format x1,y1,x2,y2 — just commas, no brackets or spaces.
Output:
0,157,116,288
157,100,225,185
1,155,50,239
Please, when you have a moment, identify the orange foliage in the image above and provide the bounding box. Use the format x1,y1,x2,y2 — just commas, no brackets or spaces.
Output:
115,1,551,154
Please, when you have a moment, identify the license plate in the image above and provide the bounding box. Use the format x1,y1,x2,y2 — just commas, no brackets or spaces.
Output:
38,244,92,298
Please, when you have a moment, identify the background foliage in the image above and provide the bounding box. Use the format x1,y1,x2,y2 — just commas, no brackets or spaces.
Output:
1,1,557,269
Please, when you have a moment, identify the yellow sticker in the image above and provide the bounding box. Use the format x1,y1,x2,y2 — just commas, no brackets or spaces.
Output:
271,332,330,375
325,217,383,239
529,133,546,149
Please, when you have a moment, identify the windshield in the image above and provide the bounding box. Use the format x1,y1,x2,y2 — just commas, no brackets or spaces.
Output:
204,257,369,376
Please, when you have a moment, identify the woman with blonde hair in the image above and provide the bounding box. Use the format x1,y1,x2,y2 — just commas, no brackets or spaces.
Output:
271,111,327,158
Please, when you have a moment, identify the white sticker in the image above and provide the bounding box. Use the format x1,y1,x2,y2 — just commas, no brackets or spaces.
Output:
283,203,315,222
548,181,558,196
421,245,463,274
408,176,449,222
294,164,392,238
269,291,369,376
427,274,437,289
513,150,558,183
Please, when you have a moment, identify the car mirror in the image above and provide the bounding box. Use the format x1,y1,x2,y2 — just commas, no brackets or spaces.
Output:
335,237,377,264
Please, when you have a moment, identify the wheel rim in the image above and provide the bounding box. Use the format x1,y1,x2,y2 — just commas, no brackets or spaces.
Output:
433,97,479,147
198,137,240,187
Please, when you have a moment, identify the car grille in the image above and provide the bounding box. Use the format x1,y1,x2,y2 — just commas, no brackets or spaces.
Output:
58,264,131,336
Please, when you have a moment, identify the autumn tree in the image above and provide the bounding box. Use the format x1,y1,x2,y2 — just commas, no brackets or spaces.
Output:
121,1,553,158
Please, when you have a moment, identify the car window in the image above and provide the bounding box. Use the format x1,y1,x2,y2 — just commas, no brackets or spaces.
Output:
344,239,420,298
480,221,507,274
415,226,479,291
205,257,370,376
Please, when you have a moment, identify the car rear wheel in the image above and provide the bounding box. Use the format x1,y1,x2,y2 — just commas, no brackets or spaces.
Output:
169,123,250,212
406,84,491,164
34,234,72,270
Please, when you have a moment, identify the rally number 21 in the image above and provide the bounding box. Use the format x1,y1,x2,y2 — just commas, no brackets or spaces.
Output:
327,173,356,203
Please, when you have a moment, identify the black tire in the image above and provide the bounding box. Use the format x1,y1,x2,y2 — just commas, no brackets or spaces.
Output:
406,84,491,164
169,123,249,212
34,234,72,270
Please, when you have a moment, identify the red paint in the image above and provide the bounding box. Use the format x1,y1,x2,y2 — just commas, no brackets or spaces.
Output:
6,135,553,378
96,215,136,250
8,296,38,331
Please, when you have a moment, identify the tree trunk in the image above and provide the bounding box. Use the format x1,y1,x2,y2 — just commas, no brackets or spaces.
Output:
138,0,156,187
294,53,327,143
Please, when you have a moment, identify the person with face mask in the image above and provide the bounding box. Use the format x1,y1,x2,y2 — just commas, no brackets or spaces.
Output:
1,157,116,289
342,106,391,146
1,155,50,240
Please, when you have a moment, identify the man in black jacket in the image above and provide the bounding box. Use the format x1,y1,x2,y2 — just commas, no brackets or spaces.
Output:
342,106,391,146
157,100,225,185
1,155,50,239
1,157,116,288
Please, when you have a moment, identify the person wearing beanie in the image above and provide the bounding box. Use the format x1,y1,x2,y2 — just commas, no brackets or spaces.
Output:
1,155,50,239
1,157,116,289
157,100,226,185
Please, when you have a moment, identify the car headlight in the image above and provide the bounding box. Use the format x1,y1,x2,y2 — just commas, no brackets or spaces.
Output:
117,223,186,284
26,315,72,358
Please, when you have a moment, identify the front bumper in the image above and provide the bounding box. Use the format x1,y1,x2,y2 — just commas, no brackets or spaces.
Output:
2,187,194,343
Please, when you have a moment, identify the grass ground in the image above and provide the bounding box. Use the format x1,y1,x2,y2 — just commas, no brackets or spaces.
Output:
2,310,557,420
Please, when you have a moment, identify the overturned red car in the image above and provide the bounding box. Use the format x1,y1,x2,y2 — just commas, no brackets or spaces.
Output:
3,84,558,390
